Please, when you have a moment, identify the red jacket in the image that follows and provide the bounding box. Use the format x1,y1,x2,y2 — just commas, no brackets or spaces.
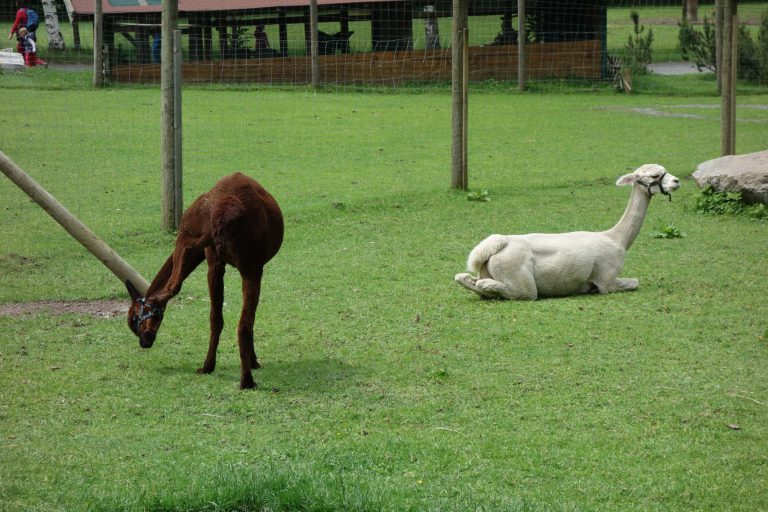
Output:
9,8,28,38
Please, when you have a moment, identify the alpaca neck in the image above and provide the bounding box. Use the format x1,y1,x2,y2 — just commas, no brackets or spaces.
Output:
145,254,175,305
606,185,651,250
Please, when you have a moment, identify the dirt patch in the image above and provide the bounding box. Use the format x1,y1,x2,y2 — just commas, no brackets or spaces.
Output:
0,299,127,319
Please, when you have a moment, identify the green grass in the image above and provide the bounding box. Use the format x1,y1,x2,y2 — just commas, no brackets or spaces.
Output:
1,74,767,511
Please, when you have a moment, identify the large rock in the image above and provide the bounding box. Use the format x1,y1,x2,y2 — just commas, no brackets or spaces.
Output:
692,150,768,204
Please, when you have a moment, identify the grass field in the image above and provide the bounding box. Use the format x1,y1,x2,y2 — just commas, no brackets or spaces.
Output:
1,65,768,511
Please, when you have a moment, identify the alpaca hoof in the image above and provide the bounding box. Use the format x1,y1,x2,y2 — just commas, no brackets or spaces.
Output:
196,366,214,374
455,273,477,290
240,375,257,389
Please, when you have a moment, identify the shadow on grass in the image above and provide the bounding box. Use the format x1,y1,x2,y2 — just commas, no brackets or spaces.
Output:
151,355,368,394
262,356,368,393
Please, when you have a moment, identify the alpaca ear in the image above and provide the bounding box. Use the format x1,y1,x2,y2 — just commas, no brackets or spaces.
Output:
616,173,636,186
125,279,142,301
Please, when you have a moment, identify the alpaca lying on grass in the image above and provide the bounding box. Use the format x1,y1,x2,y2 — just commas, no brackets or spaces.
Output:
455,164,680,300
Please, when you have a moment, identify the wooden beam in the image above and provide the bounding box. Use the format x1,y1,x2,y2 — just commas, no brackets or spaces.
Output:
0,150,150,295
112,41,603,85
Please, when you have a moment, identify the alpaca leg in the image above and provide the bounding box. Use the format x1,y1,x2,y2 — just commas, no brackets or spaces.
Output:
455,272,507,299
198,255,225,375
605,277,639,292
474,259,537,300
455,273,492,298
475,276,537,300
154,246,205,304
592,266,639,294
237,271,263,389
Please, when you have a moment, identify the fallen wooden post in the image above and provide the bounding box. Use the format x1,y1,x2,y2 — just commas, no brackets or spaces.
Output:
0,150,150,295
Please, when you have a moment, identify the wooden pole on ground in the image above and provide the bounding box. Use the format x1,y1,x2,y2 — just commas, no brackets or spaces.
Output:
93,0,103,87
720,0,737,156
0,151,150,295
517,0,526,91
451,0,468,190
161,0,180,231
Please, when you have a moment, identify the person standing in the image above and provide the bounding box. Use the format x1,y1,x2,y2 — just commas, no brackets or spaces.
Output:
8,1,29,54
8,2,39,54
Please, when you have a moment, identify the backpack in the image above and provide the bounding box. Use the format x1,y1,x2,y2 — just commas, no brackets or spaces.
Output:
25,8,40,32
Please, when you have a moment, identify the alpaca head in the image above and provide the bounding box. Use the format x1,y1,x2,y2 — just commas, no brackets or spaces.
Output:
616,164,680,197
126,280,165,349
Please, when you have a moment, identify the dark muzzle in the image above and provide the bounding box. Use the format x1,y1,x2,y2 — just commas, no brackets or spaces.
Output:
139,330,156,348
133,297,163,348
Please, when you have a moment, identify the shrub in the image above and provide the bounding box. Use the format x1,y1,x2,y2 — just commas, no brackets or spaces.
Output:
466,189,490,202
679,9,768,81
694,186,768,221
626,11,654,75
678,16,716,72
650,224,686,239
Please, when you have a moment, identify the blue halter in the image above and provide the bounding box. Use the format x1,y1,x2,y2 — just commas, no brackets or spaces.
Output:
134,297,164,331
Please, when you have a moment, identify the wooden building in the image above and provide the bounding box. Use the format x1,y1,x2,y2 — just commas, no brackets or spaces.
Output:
65,0,607,85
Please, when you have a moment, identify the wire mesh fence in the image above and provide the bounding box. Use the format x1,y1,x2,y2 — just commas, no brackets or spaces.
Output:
1,1,766,299
3,1,766,87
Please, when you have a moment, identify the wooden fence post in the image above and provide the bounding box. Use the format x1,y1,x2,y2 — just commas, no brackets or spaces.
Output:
161,0,180,231
93,0,103,87
310,0,319,89
451,0,468,190
720,0,737,156
715,0,723,94
173,29,183,226
517,0,526,91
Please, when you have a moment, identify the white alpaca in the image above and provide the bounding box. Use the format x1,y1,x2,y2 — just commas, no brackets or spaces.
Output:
455,164,680,300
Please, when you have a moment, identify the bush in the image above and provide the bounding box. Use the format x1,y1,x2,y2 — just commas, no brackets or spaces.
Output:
679,9,768,81
694,186,768,221
626,11,654,75
678,16,716,72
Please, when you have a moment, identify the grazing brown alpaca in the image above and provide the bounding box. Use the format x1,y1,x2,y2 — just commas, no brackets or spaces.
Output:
126,173,284,389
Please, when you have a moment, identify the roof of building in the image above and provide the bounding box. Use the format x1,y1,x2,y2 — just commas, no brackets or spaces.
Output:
67,0,398,15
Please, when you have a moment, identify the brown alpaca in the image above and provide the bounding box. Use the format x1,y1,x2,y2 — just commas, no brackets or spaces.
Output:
126,173,284,389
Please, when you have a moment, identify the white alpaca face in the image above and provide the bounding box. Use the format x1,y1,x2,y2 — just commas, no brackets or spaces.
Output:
617,164,680,196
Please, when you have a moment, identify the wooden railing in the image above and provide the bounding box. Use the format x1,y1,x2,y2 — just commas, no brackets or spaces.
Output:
111,39,602,85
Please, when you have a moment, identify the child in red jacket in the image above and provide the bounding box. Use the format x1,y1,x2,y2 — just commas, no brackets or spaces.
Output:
18,27,47,67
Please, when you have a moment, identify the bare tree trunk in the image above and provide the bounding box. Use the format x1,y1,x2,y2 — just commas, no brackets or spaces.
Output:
41,0,66,50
